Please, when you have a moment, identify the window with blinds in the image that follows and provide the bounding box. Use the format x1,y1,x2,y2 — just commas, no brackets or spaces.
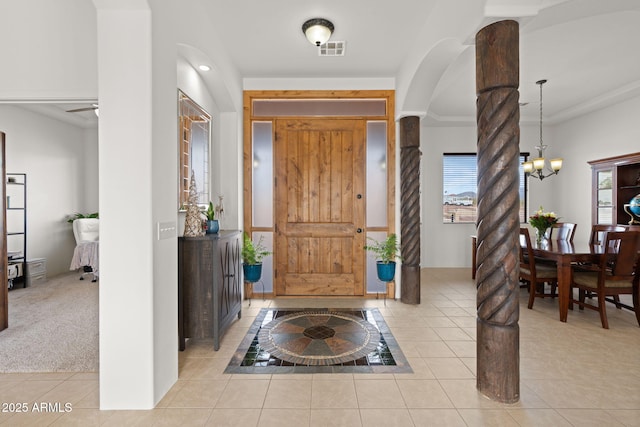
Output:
442,153,528,223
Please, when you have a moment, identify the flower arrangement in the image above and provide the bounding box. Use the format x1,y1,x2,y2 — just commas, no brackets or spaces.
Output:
529,206,559,242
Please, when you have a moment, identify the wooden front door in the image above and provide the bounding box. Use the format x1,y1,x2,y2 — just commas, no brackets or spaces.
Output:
274,119,366,296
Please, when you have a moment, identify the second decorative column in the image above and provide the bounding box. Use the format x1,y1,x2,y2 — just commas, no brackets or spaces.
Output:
400,116,421,305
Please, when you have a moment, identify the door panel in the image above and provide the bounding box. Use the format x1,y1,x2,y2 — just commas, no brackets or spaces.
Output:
275,119,365,296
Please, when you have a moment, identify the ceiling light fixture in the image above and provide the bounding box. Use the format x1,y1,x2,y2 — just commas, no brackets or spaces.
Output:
522,79,563,180
198,65,211,71
302,18,334,46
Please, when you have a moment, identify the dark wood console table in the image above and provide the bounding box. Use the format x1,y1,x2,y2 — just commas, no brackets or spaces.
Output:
178,230,242,351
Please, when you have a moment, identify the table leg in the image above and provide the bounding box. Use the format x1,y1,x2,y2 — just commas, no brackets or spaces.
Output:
556,256,572,322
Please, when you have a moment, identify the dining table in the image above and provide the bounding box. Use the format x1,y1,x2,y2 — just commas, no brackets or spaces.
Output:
527,238,605,322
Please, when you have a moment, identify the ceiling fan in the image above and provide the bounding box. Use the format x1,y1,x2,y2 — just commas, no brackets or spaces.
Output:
66,104,99,116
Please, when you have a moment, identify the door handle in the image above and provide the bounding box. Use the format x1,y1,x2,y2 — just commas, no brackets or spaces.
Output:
356,228,363,233
357,194,363,199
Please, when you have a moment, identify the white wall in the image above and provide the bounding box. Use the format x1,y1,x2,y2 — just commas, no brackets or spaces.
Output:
0,105,98,276
0,0,97,100
421,122,551,267
421,94,640,267
549,94,640,234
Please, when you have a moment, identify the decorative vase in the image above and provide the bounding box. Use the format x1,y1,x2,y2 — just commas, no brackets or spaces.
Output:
243,263,262,283
376,261,396,282
206,219,219,234
534,228,548,245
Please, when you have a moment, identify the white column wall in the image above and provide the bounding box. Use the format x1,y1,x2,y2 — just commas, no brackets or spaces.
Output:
94,1,156,409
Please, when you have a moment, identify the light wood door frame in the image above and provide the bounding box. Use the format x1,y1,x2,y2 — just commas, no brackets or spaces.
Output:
243,90,396,297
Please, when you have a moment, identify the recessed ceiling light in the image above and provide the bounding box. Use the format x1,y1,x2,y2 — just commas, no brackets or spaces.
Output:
198,65,211,71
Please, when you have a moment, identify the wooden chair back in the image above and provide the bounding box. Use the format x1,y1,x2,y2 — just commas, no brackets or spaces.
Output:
589,224,626,246
601,231,640,279
519,227,535,268
519,227,559,309
546,222,577,241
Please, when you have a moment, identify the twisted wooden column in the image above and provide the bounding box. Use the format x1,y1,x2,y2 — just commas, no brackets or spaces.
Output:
400,116,421,304
475,20,521,403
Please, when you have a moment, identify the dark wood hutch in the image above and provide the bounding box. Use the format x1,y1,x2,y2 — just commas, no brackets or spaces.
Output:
589,152,640,226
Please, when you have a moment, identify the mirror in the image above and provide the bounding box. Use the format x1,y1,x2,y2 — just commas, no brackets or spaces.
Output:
178,90,211,210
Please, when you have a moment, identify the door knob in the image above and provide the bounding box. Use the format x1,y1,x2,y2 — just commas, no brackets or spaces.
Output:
357,194,362,199
356,228,363,233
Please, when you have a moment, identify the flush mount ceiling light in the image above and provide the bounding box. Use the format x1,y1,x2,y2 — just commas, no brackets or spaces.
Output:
198,65,211,71
302,18,334,46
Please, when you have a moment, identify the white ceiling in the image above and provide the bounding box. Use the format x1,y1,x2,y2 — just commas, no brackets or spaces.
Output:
201,0,640,125
21,0,640,128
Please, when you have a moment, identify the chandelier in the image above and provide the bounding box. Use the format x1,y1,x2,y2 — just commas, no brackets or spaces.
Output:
522,79,563,180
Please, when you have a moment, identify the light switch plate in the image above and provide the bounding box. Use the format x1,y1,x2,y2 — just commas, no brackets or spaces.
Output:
157,221,176,240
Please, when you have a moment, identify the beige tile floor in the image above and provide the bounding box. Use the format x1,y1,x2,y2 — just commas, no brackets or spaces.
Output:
1,268,639,426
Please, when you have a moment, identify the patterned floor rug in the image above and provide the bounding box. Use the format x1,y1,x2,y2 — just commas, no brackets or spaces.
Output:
225,307,412,374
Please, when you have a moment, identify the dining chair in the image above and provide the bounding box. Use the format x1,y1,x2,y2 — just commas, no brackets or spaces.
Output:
538,222,577,295
582,224,628,304
589,224,627,245
570,230,640,329
519,227,559,309
545,222,577,241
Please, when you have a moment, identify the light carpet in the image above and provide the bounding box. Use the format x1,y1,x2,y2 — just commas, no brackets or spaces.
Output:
0,272,98,372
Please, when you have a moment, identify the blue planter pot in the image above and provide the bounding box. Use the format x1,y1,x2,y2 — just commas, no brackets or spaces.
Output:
205,220,219,234
243,263,262,283
376,261,396,282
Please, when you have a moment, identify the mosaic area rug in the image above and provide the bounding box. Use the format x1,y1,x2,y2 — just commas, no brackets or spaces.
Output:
225,307,412,374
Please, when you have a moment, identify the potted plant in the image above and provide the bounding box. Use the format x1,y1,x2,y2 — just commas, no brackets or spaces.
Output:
364,233,402,282
203,201,219,234
66,212,99,223
242,232,272,282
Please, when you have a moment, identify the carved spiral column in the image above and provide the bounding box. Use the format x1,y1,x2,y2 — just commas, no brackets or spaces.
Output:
475,20,521,403
400,116,421,304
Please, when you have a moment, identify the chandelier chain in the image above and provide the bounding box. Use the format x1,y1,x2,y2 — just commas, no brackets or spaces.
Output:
539,80,543,148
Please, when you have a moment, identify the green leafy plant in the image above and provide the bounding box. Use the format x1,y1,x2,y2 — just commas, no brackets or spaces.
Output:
242,233,272,265
66,212,99,223
364,233,402,264
203,201,216,221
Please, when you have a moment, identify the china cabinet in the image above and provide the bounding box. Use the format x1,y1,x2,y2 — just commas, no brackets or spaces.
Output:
589,152,640,226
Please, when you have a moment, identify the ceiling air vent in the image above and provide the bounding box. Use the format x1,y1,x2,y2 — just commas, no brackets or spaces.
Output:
318,41,346,56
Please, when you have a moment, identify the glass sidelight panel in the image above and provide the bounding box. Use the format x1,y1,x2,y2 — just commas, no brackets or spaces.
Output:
365,231,389,293
252,122,273,227
366,121,387,227
251,231,274,293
